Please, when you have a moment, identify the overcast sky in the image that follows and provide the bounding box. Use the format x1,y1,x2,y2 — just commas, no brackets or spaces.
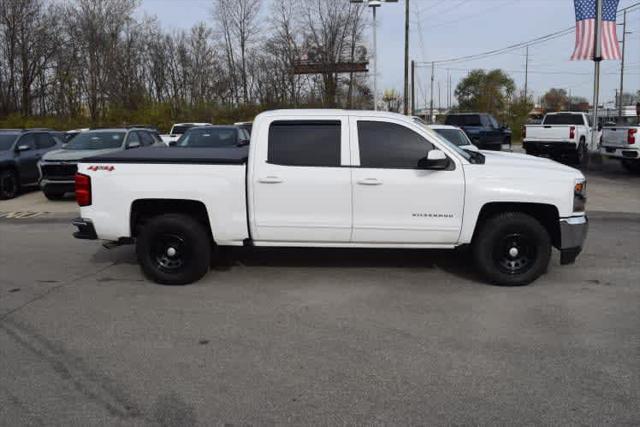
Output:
138,0,639,109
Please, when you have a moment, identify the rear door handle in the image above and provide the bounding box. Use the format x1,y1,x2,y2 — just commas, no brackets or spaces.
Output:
357,178,383,186
258,176,284,184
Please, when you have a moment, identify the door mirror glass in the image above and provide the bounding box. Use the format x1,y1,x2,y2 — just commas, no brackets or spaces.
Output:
420,149,449,170
16,144,31,152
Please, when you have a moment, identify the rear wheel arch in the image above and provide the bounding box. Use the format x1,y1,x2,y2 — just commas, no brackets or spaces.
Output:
130,199,214,244
473,202,561,249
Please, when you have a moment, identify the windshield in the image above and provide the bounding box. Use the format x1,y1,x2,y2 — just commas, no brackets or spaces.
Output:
0,133,18,151
445,115,482,126
427,129,474,162
543,114,584,125
177,127,239,148
65,132,125,150
170,125,194,135
433,128,472,147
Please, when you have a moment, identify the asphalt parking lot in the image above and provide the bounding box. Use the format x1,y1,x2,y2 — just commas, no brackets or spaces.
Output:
1,157,639,425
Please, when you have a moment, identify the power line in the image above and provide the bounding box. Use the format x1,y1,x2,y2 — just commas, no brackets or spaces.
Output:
415,1,640,66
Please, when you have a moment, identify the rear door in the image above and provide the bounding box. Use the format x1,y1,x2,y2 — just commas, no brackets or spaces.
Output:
250,115,352,242
350,118,465,244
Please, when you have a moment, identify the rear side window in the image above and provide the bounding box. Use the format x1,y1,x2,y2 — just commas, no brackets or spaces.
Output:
35,133,56,149
268,121,341,167
358,121,434,169
543,114,584,125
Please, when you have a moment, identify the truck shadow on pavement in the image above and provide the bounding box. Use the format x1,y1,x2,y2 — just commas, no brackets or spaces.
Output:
92,245,482,284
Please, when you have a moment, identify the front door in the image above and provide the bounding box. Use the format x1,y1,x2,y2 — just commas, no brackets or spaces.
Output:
14,133,39,184
350,118,465,244
250,116,352,242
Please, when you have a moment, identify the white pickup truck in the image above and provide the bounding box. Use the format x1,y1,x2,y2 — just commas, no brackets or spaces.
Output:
72,110,588,287
599,117,640,173
524,112,595,164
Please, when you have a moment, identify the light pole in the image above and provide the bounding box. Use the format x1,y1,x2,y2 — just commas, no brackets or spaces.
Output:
350,0,398,111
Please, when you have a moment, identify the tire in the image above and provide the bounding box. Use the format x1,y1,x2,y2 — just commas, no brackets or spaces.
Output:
574,138,587,165
0,169,19,200
136,213,211,285
621,159,640,174
43,189,65,200
472,212,551,286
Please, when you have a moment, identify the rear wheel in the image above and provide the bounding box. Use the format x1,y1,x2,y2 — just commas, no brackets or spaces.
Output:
0,169,19,200
136,213,211,285
574,138,587,165
472,212,551,286
621,159,640,174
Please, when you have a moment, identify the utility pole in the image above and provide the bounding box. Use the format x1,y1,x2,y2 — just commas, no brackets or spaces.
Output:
403,0,410,115
350,0,399,110
438,81,441,111
524,46,529,100
618,9,627,118
590,0,603,153
429,62,435,123
411,60,415,115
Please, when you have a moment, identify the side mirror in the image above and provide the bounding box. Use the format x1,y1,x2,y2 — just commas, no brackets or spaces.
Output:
16,145,31,152
237,138,250,147
168,140,176,147
597,123,603,131
128,141,141,149
420,149,449,170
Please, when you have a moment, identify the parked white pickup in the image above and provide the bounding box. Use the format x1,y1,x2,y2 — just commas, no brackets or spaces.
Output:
72,109,588,287
524,112,596,164
600,119,640,173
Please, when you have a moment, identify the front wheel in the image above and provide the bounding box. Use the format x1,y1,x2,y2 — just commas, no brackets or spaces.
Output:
0,169,19,200
136,213,212,285
472,212,551,286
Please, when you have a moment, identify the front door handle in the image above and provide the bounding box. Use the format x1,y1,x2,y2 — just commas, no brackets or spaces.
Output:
357,178,383,186
258,176,284,184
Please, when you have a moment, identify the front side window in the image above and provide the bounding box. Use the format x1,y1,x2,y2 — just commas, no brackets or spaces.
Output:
268,120,341,167
170,125,193,135
65,132,126,150
358,121,434,169
139,131,155,146
17,134,36,150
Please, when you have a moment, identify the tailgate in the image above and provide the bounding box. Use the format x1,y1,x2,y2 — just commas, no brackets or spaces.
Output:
602,127,630,148
526,125,572,142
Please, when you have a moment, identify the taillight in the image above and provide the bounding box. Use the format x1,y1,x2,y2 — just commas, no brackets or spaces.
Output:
628,128,637,145
75,173,91,206
569,126,576,139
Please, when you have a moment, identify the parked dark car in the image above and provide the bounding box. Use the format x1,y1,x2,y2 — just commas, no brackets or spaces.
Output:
0,129,64,199
175,125,251,148
444,113,511,151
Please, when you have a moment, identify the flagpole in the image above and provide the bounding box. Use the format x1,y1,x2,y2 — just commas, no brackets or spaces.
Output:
590,0,603,154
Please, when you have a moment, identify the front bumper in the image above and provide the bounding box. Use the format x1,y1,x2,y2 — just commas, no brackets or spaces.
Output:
72,217,97,240
559,215,588,265
524,141,577,156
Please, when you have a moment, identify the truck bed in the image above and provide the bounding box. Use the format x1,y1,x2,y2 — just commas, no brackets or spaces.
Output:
85,146,249,164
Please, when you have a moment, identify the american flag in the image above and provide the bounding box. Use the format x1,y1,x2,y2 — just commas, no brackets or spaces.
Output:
571,0,621,60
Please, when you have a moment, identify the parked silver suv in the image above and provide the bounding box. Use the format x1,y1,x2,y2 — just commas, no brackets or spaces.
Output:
39,128,163,199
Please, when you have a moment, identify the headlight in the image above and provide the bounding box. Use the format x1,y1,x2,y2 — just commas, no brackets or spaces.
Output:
573,179,587,212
